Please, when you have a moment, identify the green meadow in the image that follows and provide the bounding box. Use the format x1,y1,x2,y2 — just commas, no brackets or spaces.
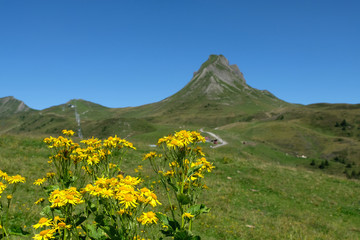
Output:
1,128,360,239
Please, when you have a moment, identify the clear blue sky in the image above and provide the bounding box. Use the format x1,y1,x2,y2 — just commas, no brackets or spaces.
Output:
1,0,359,110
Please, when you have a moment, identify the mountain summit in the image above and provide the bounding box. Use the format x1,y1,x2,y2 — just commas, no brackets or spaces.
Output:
161,55,285,106
119,55,288,125
0,96,32,117
186,54,247,97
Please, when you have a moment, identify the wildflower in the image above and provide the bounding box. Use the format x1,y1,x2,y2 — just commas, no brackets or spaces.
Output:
0,182,6,194
119,193,138,209
7,194,12,200
0,170,8,180
164,170,174,177
46,172,55,179
53,217,71,232
33,178,46,186
137,211,158,225
48,188,84,208
6,174,26,184
122,175,142,186
100,188,114,199
117,208,126,215
33,217,53,229
144,192,161,207
62,129,75,136
109,163,117,169
35,198,45,205
33,228,56,240
143,152,157,161
182,212,195,219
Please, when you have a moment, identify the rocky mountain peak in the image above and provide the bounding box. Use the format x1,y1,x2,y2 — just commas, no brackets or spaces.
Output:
184,55,249,98
0,96,31,116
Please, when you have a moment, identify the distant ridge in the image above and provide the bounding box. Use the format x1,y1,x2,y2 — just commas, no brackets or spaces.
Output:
0,96,32,117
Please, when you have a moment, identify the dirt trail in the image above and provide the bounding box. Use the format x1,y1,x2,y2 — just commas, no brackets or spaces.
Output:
200,128,228,148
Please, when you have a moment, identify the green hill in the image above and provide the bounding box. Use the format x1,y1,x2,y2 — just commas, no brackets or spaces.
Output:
1,55,360,239
112,55,289,126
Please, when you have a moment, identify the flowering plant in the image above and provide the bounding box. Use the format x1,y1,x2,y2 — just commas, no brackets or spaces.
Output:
144,130,214,239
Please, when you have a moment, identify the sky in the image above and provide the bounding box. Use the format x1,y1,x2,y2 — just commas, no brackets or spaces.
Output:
1,0,359,110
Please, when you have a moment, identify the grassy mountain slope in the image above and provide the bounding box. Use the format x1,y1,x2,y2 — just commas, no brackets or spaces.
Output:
112,55,289,126
0,96,33,117
1,133,360,239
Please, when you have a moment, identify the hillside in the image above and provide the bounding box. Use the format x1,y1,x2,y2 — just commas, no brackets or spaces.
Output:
1,55,360,178
113,55,289,126
0,96,33,116
1,55,360,239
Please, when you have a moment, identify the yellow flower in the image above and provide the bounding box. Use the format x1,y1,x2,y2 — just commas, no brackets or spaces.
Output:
35,198,45,205
33,228,56,240
0,170,8,180
33,217,53,229
0,182,6,194
109,163,117,169
6,174,26,184
117,208,126,215
119,193,138,209
33,178,46,186
7,194,12,200
143,152,158,160
46,172,55,179
137,211,158,225
100,188,114,198
62,129,75,136
164,170,174,177
122,175,142,186
48,188,84,208
143,192,161,207
53,217,71,232
182,212,195,219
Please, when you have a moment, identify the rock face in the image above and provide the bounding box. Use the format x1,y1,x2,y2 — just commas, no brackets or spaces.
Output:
188,55,248,98
162,54,284,106
0,96,32,117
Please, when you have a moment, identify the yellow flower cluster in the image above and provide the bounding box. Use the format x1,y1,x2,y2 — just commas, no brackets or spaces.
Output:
33,216,71,240
157,130,205,149
62,129,75,136
44,136,79,150
48,187,84,208
142,151,162,161
44,132,136,168
83,175,161,210
0,170,26,187
103,135,136,150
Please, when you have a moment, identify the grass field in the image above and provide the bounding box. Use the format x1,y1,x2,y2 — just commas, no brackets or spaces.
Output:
1,129,360,239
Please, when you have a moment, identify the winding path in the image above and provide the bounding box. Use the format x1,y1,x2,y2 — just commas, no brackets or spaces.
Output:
200,128,228,148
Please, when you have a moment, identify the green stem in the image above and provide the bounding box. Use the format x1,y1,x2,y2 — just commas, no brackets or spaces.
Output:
161,179,176,220
189,219,193,231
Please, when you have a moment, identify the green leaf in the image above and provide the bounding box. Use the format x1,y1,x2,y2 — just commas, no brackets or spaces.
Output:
84,224,107,240
174,229,194,240
187,165,203,178
167,178,178,192
156,213,181,237
75,216,87,226
177,193,191,205
186,204,210,217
